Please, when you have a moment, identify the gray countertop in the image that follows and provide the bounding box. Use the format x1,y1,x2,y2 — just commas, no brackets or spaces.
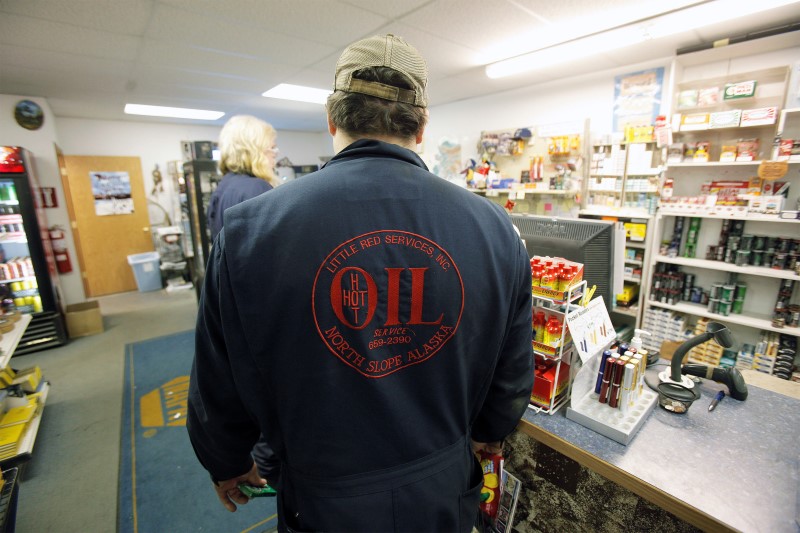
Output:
521,370,800,533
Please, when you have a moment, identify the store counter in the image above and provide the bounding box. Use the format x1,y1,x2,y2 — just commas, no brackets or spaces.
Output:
512,379,799,532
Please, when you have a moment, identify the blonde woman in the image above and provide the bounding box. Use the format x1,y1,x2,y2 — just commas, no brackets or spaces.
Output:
207,115,279,240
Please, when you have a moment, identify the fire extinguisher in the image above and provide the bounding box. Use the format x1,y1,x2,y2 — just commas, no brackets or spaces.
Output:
48,225,73,274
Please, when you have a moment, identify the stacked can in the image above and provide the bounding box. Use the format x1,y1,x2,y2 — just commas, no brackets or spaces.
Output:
683,218,701,258
773,279,797,328
733,282,747,314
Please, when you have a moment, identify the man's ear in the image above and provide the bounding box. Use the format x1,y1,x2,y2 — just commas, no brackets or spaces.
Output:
415,108,428,144
415,126,425,145
327,114,337,137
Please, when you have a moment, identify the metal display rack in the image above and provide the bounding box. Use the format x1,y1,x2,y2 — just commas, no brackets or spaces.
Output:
528,280,587,415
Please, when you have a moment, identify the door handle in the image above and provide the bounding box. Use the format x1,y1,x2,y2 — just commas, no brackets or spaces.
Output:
143,227,150,232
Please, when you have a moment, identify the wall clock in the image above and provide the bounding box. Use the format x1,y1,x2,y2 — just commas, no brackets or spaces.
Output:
14,99,44,130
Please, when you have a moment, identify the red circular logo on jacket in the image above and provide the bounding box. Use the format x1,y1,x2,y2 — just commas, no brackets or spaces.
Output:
313,230,463,378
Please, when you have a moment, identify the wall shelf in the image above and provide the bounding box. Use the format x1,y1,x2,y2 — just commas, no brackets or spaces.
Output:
657,211,800,223
0,314,32,369
655,255,800,281
649,300,798,337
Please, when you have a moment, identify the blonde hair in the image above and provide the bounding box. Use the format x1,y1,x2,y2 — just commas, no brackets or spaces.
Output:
218,115,278,186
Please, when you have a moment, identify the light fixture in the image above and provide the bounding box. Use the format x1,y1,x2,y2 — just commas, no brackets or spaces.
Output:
262,84,332,105
124,104,224,120
485,0,800,79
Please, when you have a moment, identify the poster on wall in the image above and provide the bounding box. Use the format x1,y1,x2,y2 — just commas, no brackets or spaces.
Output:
90,171,134,216
613,67,664,133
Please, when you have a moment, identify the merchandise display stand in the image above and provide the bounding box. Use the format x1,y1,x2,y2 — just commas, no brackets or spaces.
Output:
0,314,47,471
565,351,658,445
565,296,658,445
528,280,587,415
0,314,32,368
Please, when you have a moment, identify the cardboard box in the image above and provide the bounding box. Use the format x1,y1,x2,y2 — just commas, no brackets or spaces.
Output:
65,301,103,338
659,340,684,361
530,361,570,407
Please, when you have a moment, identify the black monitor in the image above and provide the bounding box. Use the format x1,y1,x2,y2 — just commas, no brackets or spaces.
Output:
509,214,620,311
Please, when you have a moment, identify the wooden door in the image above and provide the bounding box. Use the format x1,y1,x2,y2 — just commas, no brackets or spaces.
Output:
60,155,154,296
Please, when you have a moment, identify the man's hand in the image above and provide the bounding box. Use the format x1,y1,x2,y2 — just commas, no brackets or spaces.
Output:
471,439,503,458
212,462,267,512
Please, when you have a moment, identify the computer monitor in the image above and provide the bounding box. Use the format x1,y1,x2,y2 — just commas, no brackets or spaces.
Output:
509,214,622,311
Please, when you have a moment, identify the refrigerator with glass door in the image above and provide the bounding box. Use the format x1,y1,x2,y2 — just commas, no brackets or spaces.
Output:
0,146,67,354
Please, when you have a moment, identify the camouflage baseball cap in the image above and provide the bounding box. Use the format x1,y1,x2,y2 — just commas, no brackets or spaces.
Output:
334,34,428,108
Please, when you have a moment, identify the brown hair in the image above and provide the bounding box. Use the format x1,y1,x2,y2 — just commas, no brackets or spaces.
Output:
326,67,427,141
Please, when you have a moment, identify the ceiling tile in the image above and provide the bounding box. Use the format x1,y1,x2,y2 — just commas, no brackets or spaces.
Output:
0,12,141,60
0,0,154,35
399,0,548,53
158,0,390,47
340,0,433,19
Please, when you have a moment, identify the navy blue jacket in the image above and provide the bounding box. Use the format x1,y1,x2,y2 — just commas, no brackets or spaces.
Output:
188,140,533,532
206,172,272,239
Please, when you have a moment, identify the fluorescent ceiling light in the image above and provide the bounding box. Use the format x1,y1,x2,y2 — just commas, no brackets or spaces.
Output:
262,84,332,104
124,104,224,120
486,0,800,79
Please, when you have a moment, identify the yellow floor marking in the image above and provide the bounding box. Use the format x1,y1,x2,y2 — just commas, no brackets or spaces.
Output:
240,513,278,533
139,388,164,427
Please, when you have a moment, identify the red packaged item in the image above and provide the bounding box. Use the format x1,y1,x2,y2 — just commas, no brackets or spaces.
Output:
478,450,503,518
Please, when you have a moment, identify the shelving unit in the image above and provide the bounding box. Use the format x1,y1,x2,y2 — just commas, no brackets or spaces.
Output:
667,66,789,165
473,121,588,218
578,212,653,331
641,66,800,367
529,280,587,415
0,314,47,472
584,141,661,215
0,314,32,368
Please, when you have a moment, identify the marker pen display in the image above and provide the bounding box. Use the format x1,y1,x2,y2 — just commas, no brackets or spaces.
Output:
595,350,613,394
609,359,626,408
620,363,636,415
599,357,617,403
631,354,643,402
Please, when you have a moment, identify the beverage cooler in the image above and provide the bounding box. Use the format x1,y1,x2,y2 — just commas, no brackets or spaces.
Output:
182,159,220,298
0,147,67,354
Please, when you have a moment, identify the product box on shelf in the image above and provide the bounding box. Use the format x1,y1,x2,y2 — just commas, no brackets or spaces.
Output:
679,113,711,131
530,360,570,408
623,221,647,241
740,107,777,127
65,301,104,338
709,110,741,129
530,256,584,303
747,195,785,214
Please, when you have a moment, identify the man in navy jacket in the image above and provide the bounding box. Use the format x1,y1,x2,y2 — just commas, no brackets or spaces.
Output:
188,34,533,532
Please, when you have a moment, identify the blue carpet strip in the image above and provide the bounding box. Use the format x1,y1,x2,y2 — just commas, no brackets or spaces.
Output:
119,330,277,532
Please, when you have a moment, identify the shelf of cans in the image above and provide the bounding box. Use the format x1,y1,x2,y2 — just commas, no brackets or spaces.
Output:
528,254,587,415
663,216,800,274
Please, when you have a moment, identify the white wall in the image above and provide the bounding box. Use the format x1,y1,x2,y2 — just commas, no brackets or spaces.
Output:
423,39,800,169
423,56,674,167
0,94,76,303
1,105,332,305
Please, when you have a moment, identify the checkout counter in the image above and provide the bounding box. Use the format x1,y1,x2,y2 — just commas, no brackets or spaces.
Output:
506,373,799,532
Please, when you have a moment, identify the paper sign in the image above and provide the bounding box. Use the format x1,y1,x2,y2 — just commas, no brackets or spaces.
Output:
566,296,616,364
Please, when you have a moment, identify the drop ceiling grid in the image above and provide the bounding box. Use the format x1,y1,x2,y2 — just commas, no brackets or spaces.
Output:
0,12,141,61
0,0,154,35
157,0,392,48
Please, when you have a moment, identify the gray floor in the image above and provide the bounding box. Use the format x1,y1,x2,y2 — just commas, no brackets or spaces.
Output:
11,288,198,532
